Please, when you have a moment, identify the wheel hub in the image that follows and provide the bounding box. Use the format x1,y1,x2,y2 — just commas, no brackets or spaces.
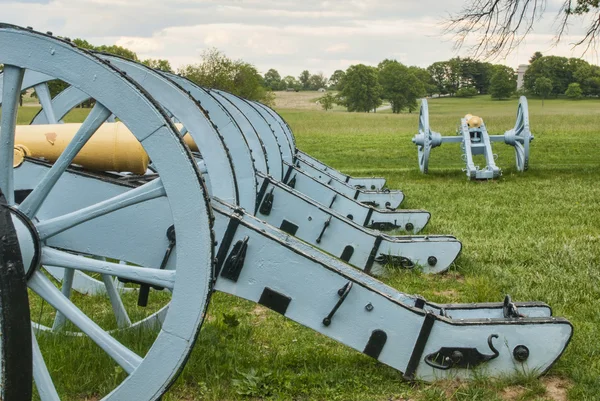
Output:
2,205,40,279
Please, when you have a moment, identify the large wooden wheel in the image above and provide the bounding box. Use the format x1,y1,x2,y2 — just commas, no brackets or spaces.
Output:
0,24,214,400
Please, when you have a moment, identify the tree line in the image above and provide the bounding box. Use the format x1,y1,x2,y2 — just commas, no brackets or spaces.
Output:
268,57,520,113
524,52,600,103
262,51,600,113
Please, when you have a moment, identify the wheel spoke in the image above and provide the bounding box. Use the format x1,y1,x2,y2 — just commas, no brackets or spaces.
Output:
28,270,143,373
32,331,61,401
0,65,25,205
35,178,165,240
41,247,175,289
18,102,112,218
51,267,74,332
34,83,58,124
102,273,133,328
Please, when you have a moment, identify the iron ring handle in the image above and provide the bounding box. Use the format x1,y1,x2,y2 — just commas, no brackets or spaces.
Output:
323,282,353,326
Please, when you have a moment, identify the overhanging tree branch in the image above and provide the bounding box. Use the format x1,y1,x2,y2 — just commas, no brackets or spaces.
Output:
445,0,600,58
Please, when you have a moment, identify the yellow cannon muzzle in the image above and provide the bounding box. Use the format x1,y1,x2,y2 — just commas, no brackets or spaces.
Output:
465,114,482,129
13,122,198,174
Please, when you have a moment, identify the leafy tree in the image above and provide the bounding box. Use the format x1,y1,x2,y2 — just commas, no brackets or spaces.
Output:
446,58,462,95
298,70,311,90
95,44,139,61
142,59,172,72
179,48,271,103
489,66,516,100
308,72,328,90
529,52,543,64
524,56,577,95
72,38,95,50
456,87,478,97
281,75,300,91
263,69,281,91
378,60,425,113
565,82,583,99
318,92,336,111
534,77,553,106
408,66,436,96
338,64,382,112
573,63,600,96
328,70,346,89
426,60,462,96
427,62,450,95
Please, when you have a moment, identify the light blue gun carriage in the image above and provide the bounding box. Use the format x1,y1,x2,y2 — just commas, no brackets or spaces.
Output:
412,97,534,179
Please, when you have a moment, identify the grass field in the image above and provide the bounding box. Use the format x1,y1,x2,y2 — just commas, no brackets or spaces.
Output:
12,94,600,400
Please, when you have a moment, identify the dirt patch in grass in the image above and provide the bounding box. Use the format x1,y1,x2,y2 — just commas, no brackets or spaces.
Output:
500,377,572,401
443,271,465,283
501,385,527,400
542,377,572,401
250,305,269,324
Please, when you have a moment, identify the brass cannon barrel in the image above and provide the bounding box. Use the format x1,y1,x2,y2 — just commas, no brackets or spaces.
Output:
13,122,198,174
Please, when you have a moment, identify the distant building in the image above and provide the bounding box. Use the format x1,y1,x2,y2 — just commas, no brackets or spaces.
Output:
517,64,529,90
318,87,326,92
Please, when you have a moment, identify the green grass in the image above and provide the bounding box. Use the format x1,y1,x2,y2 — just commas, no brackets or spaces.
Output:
12,95,600,400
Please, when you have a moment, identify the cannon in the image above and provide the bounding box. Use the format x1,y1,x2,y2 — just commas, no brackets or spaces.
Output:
0,24,572,401
412,98,534,179
11,55,463,279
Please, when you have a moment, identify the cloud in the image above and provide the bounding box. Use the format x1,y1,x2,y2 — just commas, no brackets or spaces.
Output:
326,43,350,53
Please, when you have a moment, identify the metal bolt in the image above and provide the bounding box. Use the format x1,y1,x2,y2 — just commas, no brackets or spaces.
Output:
513,345,529,362
405,223,414,231
365,302,374,311
451,350,463,363
347,214,353,220
427,256,438,266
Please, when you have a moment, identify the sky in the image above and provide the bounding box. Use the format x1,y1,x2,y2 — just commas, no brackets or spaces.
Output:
1,0,598,78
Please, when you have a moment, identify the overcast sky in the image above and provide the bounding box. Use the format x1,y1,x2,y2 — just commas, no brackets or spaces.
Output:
2,0,598,78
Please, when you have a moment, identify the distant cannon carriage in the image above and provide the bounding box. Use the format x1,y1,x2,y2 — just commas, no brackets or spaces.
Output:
412,97,534,179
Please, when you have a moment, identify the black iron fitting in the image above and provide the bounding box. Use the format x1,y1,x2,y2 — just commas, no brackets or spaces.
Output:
287,174,297,189
221,236,249,282
361,200,380,208
424,334,500,370
503,295,526,318
328,194,338,208
122,225,175,307
259,188,275,216
366,221,400,231
374,254,415,269
323,282,353,326
316,216,332,244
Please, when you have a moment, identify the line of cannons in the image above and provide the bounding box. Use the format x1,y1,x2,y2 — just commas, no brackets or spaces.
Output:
0,25,571,400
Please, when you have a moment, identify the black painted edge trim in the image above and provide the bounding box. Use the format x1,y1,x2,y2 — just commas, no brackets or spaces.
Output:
282,164,294,184
364,235,383,274
255,177,270,215
404,312,436,380
362,207,374,227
